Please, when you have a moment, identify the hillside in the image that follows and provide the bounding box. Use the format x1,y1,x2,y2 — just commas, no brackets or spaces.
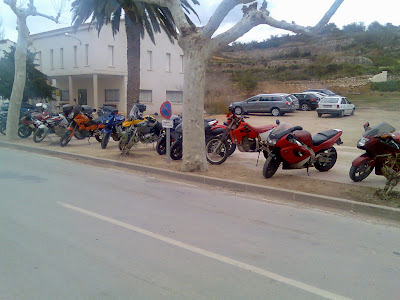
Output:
204,22,400,113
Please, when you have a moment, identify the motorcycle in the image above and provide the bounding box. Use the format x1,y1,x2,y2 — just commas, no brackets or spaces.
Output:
168,118,235,161
98,106,125,149
155,114,182,155
118,104,163,155
205,111,275,165
32,104,73,143
18,105,50,138
262,121,343,178
349,122,400,182
60,105,105,147
0,111,7,135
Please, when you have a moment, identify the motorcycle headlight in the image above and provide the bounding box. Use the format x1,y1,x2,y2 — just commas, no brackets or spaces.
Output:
267,136,277,146
357,137,368,148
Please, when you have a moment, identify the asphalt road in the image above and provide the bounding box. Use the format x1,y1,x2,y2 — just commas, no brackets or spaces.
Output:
1,148,399,300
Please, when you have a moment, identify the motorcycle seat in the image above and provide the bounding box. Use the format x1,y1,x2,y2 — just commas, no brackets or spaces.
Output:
312,129,338,146
246,123,275,134
91,118,102,125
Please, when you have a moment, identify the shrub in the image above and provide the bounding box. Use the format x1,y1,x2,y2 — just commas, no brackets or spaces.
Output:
371,80,400,92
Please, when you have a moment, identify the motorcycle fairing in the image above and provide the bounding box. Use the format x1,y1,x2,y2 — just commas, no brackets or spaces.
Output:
351,153,376,167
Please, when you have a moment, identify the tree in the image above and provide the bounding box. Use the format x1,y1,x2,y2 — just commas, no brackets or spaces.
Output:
0,46,55,101
133,0,344,172
70,0,197,112
3,0,62,140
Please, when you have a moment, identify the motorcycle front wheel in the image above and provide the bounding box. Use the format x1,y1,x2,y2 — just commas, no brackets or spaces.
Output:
101,131,111,149
33,128,47,143
60,130,73,147
18,124,33,138
262,156,281,178
314,147,337,172
349,164,374,182
156,136,167,155
205,138,228,165
170,140,183,160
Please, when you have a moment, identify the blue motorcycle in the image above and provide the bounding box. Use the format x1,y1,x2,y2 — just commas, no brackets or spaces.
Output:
98,106,125,149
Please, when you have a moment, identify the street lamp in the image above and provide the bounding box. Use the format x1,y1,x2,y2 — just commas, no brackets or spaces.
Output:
64,33,82,45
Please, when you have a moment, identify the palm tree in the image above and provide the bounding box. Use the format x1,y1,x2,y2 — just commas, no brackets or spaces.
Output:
71,0,198,112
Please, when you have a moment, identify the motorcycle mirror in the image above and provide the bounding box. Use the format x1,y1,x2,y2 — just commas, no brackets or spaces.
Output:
93,109,97,113
154,112,158,116
363,122,370,131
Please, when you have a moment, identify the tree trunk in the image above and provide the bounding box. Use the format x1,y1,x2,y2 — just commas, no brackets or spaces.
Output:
125,11,141,113
6,17,29,140
181,45,209,172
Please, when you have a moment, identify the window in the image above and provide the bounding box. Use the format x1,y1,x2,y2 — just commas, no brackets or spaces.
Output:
105,89,120,102
50,49,54,69
166,53,171,72
60,90,69,102
140,90,152,103
180,55,184,73
60,48,64,69
166,91,183,103
73,46,78,67
147,50,152,70
85,44,89,66
108,45,114,67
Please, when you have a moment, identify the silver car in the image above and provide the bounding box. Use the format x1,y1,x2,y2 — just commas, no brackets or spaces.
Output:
229,93,297,116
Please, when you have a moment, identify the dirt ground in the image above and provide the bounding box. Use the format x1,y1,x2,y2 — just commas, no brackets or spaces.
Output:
2,106,400,208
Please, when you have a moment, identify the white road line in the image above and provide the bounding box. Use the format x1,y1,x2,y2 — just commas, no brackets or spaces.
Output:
59,202,352,300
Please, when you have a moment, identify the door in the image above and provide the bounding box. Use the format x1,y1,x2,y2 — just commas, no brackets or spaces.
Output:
245,96,260,113
78,89,87,105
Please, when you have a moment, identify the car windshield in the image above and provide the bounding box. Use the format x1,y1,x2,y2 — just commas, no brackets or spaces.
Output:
320,97,340,103
363,122,396,137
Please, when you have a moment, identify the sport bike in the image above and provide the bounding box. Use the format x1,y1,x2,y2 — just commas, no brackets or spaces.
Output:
262,121,343,178
205,111,275,165
349,122,400,182
60,105,104,147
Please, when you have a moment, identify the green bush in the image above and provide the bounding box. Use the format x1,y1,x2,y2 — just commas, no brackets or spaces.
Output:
370,80,400,92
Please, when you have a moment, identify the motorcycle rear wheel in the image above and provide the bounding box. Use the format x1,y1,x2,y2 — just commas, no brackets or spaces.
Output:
314,147,337,172
206,138,228,165
74,131,86,140
101,132,110,149
262,156,281,178
170,140,183,160
18,125,33,138
33,128,47,143
60,130,73,147
349,164,374,182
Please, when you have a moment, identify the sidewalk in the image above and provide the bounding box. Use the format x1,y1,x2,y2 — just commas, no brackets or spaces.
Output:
1,134,399,222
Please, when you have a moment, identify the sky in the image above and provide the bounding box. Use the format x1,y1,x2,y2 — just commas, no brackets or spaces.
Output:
0,0,399,43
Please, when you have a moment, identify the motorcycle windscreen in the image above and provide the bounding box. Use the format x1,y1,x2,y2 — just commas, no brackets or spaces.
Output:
364,122,395,137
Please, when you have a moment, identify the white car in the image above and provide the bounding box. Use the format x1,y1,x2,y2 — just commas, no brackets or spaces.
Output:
316,96,355,117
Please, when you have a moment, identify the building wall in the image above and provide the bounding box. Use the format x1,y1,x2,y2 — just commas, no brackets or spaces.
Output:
29,22,184,116
0,39,15,59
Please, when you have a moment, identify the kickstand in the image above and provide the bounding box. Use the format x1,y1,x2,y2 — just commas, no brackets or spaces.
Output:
306,165,310,176
256,151,260,166
87,137,91,145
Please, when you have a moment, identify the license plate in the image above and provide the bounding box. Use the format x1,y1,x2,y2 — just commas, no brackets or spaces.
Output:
323,105,332,108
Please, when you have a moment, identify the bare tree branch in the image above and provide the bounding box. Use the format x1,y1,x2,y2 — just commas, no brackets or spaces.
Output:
201,0,254,39
212,0,344,51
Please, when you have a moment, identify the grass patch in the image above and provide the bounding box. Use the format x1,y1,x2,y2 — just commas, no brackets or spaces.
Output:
347,92,400,110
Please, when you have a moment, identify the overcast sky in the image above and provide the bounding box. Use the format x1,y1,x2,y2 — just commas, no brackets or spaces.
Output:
0,0,399,43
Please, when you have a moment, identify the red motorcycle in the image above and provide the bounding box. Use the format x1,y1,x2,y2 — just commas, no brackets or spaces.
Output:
262,121,343,178
18,109,50,138
349,122,400,182
205,112,276,165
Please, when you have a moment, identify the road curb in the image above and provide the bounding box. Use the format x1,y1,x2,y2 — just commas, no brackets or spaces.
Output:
1,140,399,222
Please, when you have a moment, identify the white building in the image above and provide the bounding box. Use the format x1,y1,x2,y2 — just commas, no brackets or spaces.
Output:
29,22,184,115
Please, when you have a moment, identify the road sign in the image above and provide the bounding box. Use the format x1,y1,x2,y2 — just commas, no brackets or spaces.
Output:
162,119,174,129
160,101,172,119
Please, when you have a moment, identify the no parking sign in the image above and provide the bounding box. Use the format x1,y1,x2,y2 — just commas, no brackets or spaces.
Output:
160,101,172,119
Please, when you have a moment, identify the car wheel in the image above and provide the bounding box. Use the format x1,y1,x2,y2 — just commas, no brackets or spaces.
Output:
317,113,322,117
351,108,355,115
271,108,280,117
234,106,244,115
301,103,310,111
338,111,344,118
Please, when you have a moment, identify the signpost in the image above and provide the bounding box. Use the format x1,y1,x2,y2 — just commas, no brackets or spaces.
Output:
160,101,173,162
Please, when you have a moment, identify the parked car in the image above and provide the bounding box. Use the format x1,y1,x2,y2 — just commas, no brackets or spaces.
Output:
303,89,336,96
0,101,36,112
316,96,355,117
229,93,297,116
291,92,324,111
